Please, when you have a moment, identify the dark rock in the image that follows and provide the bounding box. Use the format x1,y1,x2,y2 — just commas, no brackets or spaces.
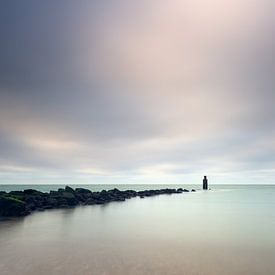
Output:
43,205,53,210
65,186,75,194
0,197,29,216
33,199,44,208
85,198,96,205
59,204,69,208
115,197,126,202
191,189,196,192
25,196,36,204
49,191,61,198
0,186,197,217
56,197,67,205
8,191,25,201
45,197,58,207
76,193,91,202
26,203,36,211
9,191,24,196
75,188,91,194
62,192,78,206
23,189,43,195
95,200,105,204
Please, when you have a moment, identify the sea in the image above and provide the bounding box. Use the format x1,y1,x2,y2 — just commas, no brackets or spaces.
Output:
0,184,275,275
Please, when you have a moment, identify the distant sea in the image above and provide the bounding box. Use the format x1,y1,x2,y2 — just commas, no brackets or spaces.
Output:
1,183,272,192
0,183,202,192
1,184,275,275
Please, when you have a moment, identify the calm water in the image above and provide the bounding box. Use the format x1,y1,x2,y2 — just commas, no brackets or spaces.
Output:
0,184,275,275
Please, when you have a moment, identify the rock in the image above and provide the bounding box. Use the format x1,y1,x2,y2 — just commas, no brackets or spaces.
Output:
43,205,53,210
76,192,91,202
0,186,197,217
75,188,91,194
45,197,58,207
0,196,29,216
115,197,126,202
57,198,68,207
191,189,196,192
23,189,43,195
65,186,75,194
62,192,78,206
8,191,25,201
125,190,137,198
59,204,69,208
49,190,59,196
25,196,36,204
85,198,96,205
26,203,36,211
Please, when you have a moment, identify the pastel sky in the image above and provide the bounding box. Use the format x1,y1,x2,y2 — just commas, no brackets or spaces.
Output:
0,0,274,184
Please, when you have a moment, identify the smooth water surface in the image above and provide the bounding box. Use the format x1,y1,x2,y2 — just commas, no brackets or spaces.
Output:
0,185,275,275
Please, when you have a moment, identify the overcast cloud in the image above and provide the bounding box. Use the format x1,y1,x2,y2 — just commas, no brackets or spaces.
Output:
0,0,274,184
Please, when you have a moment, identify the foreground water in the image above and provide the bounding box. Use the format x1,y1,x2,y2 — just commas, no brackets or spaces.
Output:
0,184,275,275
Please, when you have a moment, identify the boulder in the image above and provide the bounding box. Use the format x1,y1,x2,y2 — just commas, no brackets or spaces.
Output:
23,189,43,195
85,198,96,205
45,197,58,207
8,191,25,201
75,188,92,194
0,196,29,216
62,192,78,206
65,186,75,194
56,198,68,207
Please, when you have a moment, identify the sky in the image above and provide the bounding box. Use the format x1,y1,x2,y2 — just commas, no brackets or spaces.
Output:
0,0,274,185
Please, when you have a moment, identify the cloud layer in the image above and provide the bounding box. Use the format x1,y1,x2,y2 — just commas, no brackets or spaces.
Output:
0,0,274,184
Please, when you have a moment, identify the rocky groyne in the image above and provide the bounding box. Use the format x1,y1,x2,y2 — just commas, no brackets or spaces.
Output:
0,186,195,217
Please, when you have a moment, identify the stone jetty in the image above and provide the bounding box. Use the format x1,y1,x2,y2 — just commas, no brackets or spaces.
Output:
0,186,195,217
